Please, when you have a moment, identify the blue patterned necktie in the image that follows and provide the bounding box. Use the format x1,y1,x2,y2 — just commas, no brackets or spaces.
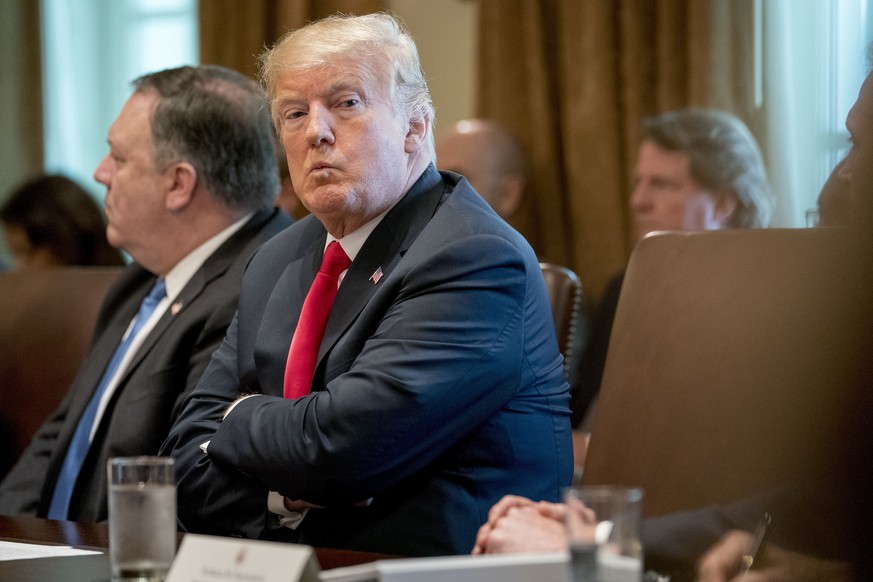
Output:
47,278,167,520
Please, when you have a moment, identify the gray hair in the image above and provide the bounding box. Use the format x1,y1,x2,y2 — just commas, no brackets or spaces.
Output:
132,65,279,212
258,12,436,160
643,109,773,228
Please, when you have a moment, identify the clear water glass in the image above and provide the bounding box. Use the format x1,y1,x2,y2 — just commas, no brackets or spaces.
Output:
107,456,176,581
564,486,643,582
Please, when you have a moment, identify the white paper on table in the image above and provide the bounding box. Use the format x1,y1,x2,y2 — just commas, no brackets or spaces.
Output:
0,540,102,561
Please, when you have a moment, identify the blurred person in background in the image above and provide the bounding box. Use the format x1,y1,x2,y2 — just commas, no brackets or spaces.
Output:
473,75,873,578
1,174,125,269
436,118,527,221
696,62,873,582
811,157,851,228
572,108,773,433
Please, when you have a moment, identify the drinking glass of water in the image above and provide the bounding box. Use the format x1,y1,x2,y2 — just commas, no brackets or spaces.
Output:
107,456,176,581
564,486,643,582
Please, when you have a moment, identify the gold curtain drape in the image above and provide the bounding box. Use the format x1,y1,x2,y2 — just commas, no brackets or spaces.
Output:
0,0,42,264
0,0,43,201
477,0,757,302
199,0,386,81
200,0,757,302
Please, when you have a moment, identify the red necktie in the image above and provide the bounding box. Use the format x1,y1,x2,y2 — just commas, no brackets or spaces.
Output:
284,241,352,399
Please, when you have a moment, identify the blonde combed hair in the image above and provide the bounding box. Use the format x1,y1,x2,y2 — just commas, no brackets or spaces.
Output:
259,12,436,160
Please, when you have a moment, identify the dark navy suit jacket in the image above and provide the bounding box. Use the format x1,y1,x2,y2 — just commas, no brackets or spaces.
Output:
162,167,573,556
0,208,292,522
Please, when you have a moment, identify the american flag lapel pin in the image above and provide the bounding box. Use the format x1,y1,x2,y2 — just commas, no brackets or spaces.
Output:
369,267,384,285
170,301,184,316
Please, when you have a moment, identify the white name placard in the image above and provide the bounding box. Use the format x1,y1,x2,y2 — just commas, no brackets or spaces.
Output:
166,534,320,582
318,551,570,582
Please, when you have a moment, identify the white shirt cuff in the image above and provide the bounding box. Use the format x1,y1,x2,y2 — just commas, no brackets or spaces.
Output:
223,393,259,419
267,491,308,529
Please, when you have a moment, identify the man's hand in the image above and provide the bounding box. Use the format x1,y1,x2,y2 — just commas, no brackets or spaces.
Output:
283,497,372,511
697,529,853,582
284,498,322,512
472,495,568,555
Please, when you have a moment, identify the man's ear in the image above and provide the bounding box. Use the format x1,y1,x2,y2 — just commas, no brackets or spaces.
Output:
165,162,198,211
713,192,739,227
496,173,526,220
404,115,429,154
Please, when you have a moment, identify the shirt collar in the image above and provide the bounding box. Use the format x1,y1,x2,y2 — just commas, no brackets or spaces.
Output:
326,200,398,261
163,212,254,301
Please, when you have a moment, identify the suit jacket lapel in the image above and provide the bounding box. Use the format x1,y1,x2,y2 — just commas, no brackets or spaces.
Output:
84,292,145,394
257,167,446,393
121,209,277,382
318,165,447,364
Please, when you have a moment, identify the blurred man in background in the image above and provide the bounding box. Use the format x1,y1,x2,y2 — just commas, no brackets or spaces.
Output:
572,108,773,431
436,118,527,221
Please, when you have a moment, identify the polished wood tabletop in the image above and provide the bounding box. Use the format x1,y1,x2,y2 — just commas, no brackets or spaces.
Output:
0,515,391,581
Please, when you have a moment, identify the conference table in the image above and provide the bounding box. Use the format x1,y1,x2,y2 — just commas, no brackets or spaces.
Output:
0,515,389,581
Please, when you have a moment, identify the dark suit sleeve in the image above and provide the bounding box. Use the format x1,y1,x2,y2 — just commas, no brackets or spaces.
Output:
160,210,292,427
167,299,240,423
641,487,852,576
166,234,536,535
160,312,271,538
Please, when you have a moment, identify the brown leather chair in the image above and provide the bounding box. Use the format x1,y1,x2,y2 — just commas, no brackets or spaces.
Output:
582,228,856,518
0,267,122,478
539,262,584,378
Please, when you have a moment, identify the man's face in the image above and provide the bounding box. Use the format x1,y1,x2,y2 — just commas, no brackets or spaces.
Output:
630,140,734,239
93,91,168,261
275,57,412,233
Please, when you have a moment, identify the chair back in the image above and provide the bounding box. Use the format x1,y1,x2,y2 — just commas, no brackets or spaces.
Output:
0,267,122,478
582,229,856,517
539,262,584,376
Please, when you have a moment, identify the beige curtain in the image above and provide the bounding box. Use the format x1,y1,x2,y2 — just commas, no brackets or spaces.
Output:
199,0,386,81
0,0,42,264
0,0,43,201
477,0,757,302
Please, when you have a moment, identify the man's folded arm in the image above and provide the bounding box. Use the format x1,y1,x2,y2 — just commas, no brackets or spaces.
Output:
161,314,269,538
0,391,73,515
207,236,530,505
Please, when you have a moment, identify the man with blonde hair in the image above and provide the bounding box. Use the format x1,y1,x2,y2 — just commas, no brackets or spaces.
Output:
164,13,572,557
